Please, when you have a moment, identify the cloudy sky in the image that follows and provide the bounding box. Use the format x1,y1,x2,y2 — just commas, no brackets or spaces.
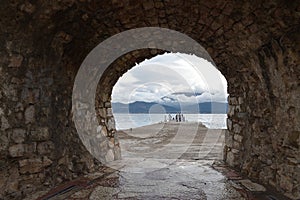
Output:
111,53,228,104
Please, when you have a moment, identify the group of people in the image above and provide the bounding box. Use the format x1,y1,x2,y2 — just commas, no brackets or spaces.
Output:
165,113,186,122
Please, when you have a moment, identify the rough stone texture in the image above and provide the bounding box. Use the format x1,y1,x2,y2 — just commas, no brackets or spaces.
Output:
0,0,299,199
94,48,166,164
238,179,266,192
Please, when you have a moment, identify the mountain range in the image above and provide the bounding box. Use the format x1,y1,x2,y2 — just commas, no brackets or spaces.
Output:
112,101,228,114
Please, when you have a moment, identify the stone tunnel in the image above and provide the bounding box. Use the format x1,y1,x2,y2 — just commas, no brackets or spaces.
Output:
0,0,299,199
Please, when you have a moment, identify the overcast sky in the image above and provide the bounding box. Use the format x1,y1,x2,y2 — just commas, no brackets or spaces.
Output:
111,53,228,104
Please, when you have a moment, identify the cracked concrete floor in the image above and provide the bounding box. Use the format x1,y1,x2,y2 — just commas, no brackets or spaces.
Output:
29,123,288,200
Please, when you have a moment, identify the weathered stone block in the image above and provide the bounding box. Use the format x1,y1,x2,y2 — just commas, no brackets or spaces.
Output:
16,112,23,120
6,167,19,193
0,134,9,152
237,112,247,118
233,141,241,149
231,149,240,154
19,157,52,174
15,102,24,112
98,108,106,118
25,89,40,104
20,160,41,174
29,127,50,141
238,179,266,192
104,102,111,108
252,109,263,117
225,130,233,148
9,144,25,157
227,118,232,130
37,141,54,155
228,97,238,105
238,97,244,104
108,138,114,148
233,124,242,134
25,143,36,155
259,166,274,185
0,170,8,193
9,143,36,157
284,131,299,148
114,146,122,160
228,106,235,117
105,149,114,162
97,125,108,137
286,157,298,165
96,125,101,133
11,77,23,85
10,128,26,143
42,156,53,167
226,151,238,167
106,108,113,117
235,105,241,112
20,172,45,185
102,126,108,137
0,116,10,131
107,118,115,131
25,105,35,124
234,134,243,143
99,140,108,150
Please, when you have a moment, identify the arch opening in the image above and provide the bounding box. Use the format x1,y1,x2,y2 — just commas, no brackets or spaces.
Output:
111,52,228,130
94,50,229,170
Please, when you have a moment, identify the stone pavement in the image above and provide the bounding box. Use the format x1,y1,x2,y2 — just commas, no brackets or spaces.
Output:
25,160,289,200
26,123,290,199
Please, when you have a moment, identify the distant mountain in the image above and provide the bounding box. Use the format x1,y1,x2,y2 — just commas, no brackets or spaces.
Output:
182,102,228,113
111,102,129,113
112,101,227,114
112,101,178,113
169,92,204,97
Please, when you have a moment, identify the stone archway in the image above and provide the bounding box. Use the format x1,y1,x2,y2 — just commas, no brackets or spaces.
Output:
73,27,217,166
0,1,299,199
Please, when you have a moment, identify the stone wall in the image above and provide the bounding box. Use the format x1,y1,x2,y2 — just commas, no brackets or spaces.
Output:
0,27,98,200
225,30,300,199
0,0,299,199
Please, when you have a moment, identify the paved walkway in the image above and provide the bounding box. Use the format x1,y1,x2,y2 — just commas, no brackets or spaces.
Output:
27,123,289,200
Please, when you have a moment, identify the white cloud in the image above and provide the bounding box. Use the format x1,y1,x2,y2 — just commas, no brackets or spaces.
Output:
111,53,228,103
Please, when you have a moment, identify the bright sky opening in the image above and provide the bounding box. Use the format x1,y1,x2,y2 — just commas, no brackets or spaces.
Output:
112,52,228,104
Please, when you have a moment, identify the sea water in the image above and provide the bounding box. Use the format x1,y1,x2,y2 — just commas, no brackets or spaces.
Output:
113,113,227,130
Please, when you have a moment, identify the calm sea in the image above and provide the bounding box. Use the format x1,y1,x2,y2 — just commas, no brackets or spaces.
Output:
114,114,227,130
